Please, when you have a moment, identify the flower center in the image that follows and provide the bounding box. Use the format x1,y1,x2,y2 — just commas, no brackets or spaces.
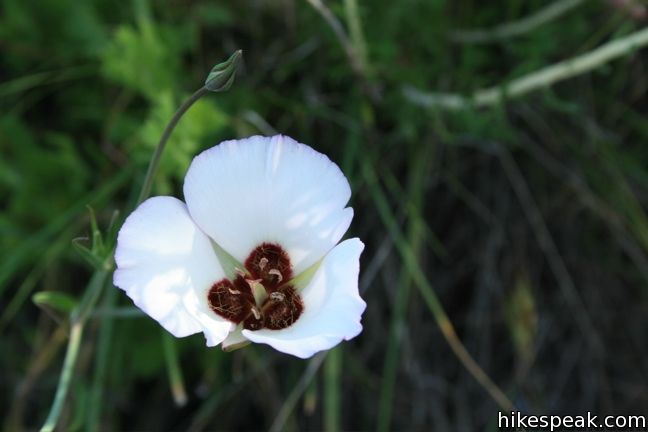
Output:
207,243,304,330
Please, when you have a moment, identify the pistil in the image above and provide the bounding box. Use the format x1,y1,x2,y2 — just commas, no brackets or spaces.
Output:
248,279,268,306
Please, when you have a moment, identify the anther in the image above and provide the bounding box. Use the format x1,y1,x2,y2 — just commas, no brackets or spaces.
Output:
270,292,285,302
228,288,241,295
268,269,283,283
251,307,261,320
259,257,269,269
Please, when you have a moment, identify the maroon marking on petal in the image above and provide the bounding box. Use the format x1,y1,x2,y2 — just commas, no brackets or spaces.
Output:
244,243,293,290
261,285,304,330
207,277,255,324
208,244,303,331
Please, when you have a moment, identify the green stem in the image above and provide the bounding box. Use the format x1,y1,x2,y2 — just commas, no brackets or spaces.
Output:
162,332,188,406
40,323,83,432
86,286,117,431
39,88,207,431
324,347,341,432
343,0,369,76
41,270,109,432
137,86,209,204
40,51,241,431
269,353,327,432
405,26,648,110
377,144,430,432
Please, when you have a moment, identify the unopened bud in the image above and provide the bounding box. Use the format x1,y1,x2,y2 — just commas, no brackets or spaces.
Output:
204,50,242,92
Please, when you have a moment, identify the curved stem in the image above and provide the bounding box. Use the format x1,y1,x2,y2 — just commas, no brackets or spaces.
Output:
137,86,209,205
450,0,585,44
38,84,208,429
40,51,240,432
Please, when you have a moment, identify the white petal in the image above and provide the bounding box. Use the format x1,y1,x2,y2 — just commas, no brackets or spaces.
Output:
242,238,365,358
114,196,233,345
183,135,353,275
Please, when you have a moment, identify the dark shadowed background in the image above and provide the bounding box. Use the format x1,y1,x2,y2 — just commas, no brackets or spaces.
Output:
2,0,648,430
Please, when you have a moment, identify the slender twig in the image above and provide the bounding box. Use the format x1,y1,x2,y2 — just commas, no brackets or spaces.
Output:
269,353,327,432
0,64,95,98
40,324,84,432
362,159,516,413
305,0,378,100
498,149,602,351
377,144,430,432
5,325,68,431
305,0,365,78
324,347,341,432
40,270,109,432
86,287,117,431
404,26,648,110
163,332,188,406
343,0,370,75
450,0,585,44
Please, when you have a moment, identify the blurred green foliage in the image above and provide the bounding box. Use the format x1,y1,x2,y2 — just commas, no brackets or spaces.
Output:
2,0,648,430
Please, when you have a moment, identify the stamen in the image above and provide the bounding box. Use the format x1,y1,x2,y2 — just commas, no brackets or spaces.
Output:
259,257,269,269
208,243,303,331
268,269,283,284
270,292,285,302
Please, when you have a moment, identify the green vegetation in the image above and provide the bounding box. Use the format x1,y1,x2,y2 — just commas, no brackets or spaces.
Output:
2,0,648,430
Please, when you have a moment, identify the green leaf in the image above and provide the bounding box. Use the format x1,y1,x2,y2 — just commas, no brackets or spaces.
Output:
504,273,537,364
72,238,105,270
33,291,78,315
87,205,104,254
72,206,113,270
101,15,188,99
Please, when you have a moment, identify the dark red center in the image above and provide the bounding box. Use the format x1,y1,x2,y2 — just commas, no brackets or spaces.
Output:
207,243,304,331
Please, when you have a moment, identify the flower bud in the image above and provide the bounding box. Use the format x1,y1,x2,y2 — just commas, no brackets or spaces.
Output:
204,50,242,92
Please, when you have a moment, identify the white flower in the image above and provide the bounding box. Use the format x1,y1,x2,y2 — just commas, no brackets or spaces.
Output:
113,135,366,358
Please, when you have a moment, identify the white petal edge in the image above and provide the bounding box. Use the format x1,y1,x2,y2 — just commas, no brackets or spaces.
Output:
114,196,233,345
242,238,365,358
183,135,353,276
